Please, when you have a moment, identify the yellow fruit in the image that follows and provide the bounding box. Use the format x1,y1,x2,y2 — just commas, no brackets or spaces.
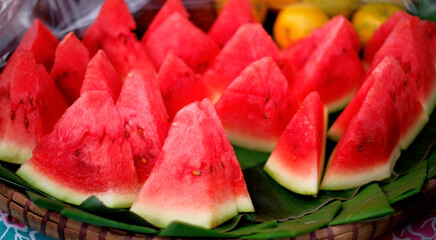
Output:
273,3,329,49
304,0,361,17
352,3,403,45
267,0,300,10
214,0,268,23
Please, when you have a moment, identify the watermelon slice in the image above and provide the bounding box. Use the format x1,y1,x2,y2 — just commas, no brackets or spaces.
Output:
130,99,253,229
292,16,365,112
82,0,136,56
143,12,220,73
50,32,90,105
156,52,211,119
203,23,280,99
17,91,139,207
16,18,59,72
141,0,189,43
329,56,428,150
214,57,298,152
0,51,68,164
363,11,410,65
264,92,327,195
102,32,155,80
365,12,436,114
208,0,256,48
320,66,401,190
80,50,123,102
116,68,169,185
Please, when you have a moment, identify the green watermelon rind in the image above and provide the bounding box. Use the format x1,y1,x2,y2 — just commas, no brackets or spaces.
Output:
130,199,238,229
0,142,33,164
17,162,137,208
263,106,328,196
319,146,401,190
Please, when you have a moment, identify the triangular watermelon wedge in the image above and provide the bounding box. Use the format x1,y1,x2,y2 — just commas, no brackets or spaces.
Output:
130,99,253,229
17,91,139,208
51,32,90,105
264,92,327,195
292,16,365,112
214,57,298,152
141,0,189,43
329,56,428,150
0,51,68,164
116,68,169,185
208,0,256,48
366,14,436,115
203,23,280,100
143,12,220,73
80,50,123,102
102,32,155,80
156,52,212,120
321,64,402,190
16,18,59,72
82,0,136,56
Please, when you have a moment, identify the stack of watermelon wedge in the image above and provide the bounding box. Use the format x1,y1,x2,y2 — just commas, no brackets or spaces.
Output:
0,0,433,233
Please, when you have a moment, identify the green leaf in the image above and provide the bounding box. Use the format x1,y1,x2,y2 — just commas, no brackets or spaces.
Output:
61,206,158,234
322,187,360,200
245,201,342,239
382,159,427,204
329,184,393,226
243,166,334,222
427,150,436,179
234,145,270,170
0,164,39,193
410,0,436,22
392,112,436,176
26,191,68,212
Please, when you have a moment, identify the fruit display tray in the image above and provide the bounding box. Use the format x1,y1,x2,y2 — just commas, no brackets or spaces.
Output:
0,177,434,240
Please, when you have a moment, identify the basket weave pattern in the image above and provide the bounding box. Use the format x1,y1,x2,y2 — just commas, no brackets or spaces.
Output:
0,178,434,240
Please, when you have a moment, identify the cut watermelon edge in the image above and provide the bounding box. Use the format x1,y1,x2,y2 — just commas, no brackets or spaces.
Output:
0,142,33,164
130,199,238,229
320,145,401,190
224,128,277,153
400,111,429,150
17,162,138,208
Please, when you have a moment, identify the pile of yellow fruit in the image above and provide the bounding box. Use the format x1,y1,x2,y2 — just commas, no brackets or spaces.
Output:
268,0,409,48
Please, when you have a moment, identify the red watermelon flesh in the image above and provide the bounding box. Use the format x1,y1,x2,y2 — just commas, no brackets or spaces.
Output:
16,18,59,72
17,91,139,208
363,11,411,65
80,50,123,102
367,16,436,114
328,56,428,150
156,52,211,120
130,99,253,229
82,0,136,56
420,20,436,61
0,51,68,164
292,16,365,112
141,0,189,43
203,23,280,99
116,68,169,185
50,32,90,105
278,37,317,87
214,57,298,152
264,92,327,195
102,32,155,80
144,12,220,73
208,0,256,48
320,68,401,190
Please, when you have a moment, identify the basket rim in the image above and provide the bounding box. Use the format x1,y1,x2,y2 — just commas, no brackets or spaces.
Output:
0,177,434,240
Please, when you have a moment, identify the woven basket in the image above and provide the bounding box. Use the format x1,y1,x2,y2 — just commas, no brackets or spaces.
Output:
0,178,434,240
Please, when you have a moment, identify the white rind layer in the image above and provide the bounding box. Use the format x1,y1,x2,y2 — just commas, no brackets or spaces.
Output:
320,145,401,190
0,142,33,164
400,111,429,150
130,199,238,229
17,162,137,208
224,128,277,153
